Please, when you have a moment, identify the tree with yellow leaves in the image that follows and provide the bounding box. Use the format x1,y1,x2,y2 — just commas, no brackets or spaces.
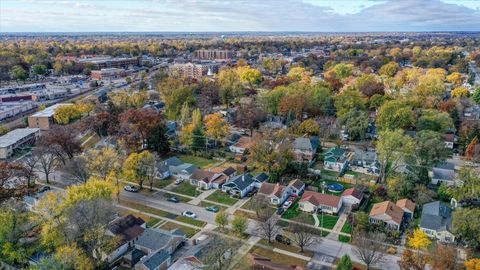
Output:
53,105,83,125
464,258,480,270
85,147,121,179
408,228,431,250
287,66,312,84
204,113,230,143
447,72,463,85
122,151,156,190
236,65,262,88
54,243,94,270
451,87,469,98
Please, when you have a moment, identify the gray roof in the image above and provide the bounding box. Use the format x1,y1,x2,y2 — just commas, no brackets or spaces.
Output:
435,162,455,171
294,136,319,151
156,163,169,174
254,173,269,183
170,163,198,175
224,173,254,191
432,168,455,181
30,103,72,117
0,128,40,148
136,228,176,251
420,201,453,232
142,250,170,270
164,157,184,167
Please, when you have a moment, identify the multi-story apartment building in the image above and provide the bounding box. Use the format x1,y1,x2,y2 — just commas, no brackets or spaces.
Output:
169,62,219,79
77,57,139,70
195,49,233,60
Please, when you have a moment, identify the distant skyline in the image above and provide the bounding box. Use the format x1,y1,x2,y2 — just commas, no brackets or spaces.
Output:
1,0,480,32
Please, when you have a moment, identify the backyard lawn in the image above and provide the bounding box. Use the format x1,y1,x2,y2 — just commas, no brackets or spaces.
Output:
317,214,339,230
179,154,217,168
205,190,238,205
171,182,202,197
311,179,354,196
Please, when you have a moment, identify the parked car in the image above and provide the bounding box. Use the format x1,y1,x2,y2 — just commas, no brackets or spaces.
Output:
182,211,197,218
124,185,139,192
167,196,180,203
275,234,291,245
38,186,51,193
283,201,292,209
174,179,183,185
276,207,285,215
205,206,219,213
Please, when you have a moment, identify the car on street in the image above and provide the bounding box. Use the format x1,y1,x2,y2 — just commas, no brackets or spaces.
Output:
124,185,139,192
182,211,197,218
167,196,180,203
205,205,219,212
276,207,285,215
275,234,291,245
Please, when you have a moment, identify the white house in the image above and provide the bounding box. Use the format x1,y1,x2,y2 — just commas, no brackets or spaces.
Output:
419,201,455,243
298,191,342,214
229,136,253,154
341,188,363,207
222,174,256,198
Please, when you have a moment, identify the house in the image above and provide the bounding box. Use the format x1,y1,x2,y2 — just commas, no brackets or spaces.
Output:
253,173,269,188
350,148,380,175
298,191,342,214
104,215,146,262
369,201,404,231
287,179,305,195
419,201,455,243
258,183,289,206
396,199,415,220
323,147,349,173
430,162,457,186
129,227,186,270
167,256,203,270
207,166,237,189
189,169,216,190
341,188,363,207
222,173,257,198
170,163,198,180
156,157,183,179
443,133,456,149
229,136,253,154
293,136,319,163
248,253,304,270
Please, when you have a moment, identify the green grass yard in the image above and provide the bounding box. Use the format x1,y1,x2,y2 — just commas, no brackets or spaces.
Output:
341,221,352,234
159,222,199,238
317,214,339,230
205,190,239,205
171,182,202,197
153,177,174,189
179,154,217,168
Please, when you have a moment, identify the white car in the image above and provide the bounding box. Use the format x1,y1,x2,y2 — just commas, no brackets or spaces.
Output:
174,179,184,185
124,185,139,192
283,201,292,209
182,211,197,218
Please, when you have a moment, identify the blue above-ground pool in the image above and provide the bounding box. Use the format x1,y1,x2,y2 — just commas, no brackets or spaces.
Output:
327,183,345,192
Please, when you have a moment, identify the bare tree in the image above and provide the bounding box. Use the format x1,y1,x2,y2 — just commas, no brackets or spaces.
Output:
63,155,90,183
20,154,38,187
192,236,237,270
288,215,318,253
352,231,387,270
255,196,280,243
35,147,59,184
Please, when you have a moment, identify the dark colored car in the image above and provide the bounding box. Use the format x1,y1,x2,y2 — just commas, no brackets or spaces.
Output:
276,207,285,215
38,186,51,193
275,234,291,245
205,206,219,212
167,196,180,203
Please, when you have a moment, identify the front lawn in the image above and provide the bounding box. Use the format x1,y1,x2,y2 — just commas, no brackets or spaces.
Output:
338,235,351,243
153,177,174,189
341,221,352,234
248,246,308,268
146,218,161,227
282,202,300,219
317,214,339,230
159,221,199,238
175,216,206,227
258,239,314,256
179,154,217,168
171,182,202,197
205,190,238,205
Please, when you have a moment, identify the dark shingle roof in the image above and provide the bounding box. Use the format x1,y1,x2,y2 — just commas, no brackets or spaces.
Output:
294,136,319,151
224,174,254,191
142,250,170,270
164,157,183,167
420,201,452,232
254,173,269,183
135,228,173,251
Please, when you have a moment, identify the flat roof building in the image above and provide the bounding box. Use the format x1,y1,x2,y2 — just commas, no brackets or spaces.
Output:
28,103,72,130
0,128,40,159
169,62,219,80
91,68,126,80
195,49,233,60
77,56,139,70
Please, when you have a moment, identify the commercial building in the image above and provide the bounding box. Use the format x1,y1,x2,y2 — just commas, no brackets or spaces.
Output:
0,102,37,121
0,128,40,159
195,49,233,60
77,56,139,70
91,68,126,80
169,62,219,79
28,103,72,130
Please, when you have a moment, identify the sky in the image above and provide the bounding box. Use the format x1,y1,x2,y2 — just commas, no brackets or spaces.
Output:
1,0,480,32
